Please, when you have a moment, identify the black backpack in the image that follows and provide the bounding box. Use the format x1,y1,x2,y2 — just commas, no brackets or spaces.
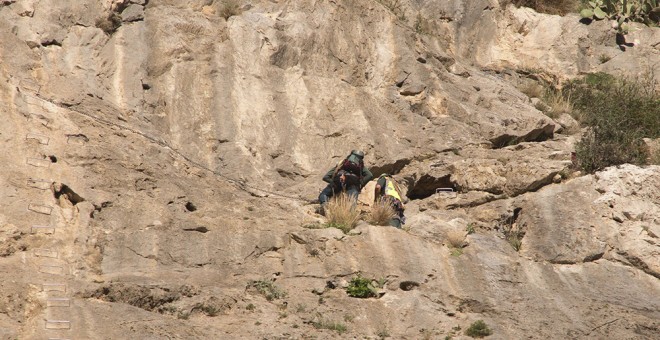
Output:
340,154,363,176
333,154,363,186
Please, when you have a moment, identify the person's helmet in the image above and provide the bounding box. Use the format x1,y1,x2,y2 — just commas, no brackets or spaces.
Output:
351,150,365,158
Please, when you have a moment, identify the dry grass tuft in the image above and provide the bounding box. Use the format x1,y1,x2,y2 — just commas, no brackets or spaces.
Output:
325,194,361,233
219,0,243,20
519,82,544,99
369,199,396,226
543,89,573,119
446,230,467,249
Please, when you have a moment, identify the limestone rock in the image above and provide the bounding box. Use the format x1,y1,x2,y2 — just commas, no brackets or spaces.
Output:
0,1,658,339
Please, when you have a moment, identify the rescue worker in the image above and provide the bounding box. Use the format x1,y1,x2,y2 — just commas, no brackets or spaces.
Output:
374,173,406,228
318,150,373,213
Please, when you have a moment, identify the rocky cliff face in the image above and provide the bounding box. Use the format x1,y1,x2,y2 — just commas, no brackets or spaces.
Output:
0,0,658,339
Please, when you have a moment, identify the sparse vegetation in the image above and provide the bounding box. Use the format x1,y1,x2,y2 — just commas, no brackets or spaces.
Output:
542,88,573,118
519,81,545,99
503,0,580,15
580,0,660,33
414,13,432,34
246,303,255,311
599,54,612,63
502,223,524,251
302,222,324,229
95,12,122,35
219,0,242,20
565,72,660,172
465,320,493,338
312,315,348,334
247,279,287,301
346,275,381,298
466,223,476,235
376,0,406,20
324,193,361,233
196,303,221,317
177,310,191,320
450,248,463,257
518,79,573,119
369,198,396,226
377,327,391,338
446,230,467,249
520,70,659,172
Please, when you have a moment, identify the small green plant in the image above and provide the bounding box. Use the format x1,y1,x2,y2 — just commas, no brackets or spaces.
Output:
198,303,221,317
465,320,493,338
466,223,476,235
246,303,255,311
450,248,463,257
343,314,354,322
377,327,391,338
346,275,380,298
502,222,524,251
312,315,348,334
296,303,307,313
248,279,287,301
325,193,361,233
177,310,191,320
302,222,324,229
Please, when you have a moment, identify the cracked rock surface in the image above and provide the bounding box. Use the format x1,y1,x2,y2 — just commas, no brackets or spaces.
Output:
0,0,658,339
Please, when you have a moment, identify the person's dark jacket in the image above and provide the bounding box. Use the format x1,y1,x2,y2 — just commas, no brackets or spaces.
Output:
322,166,373,188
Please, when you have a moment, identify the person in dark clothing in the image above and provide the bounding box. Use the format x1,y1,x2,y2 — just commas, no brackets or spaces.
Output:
318,150,374,213
374,173,406,228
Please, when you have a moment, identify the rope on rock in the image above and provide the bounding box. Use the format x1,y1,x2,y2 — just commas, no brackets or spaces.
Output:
22,89,316,204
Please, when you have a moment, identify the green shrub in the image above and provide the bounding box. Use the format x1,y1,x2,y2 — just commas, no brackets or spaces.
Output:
465,320,493,338
312,317,348,334
565,72,660,172
346,275,380,298
247,279,287,301
580,0,660,32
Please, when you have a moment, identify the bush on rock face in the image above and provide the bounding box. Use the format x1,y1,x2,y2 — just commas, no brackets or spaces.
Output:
325,194,361,233
465,320,493,338
346,275,382,298
566,73,660,172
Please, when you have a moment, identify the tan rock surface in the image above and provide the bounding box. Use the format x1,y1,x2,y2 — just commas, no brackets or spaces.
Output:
0,0,658,339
